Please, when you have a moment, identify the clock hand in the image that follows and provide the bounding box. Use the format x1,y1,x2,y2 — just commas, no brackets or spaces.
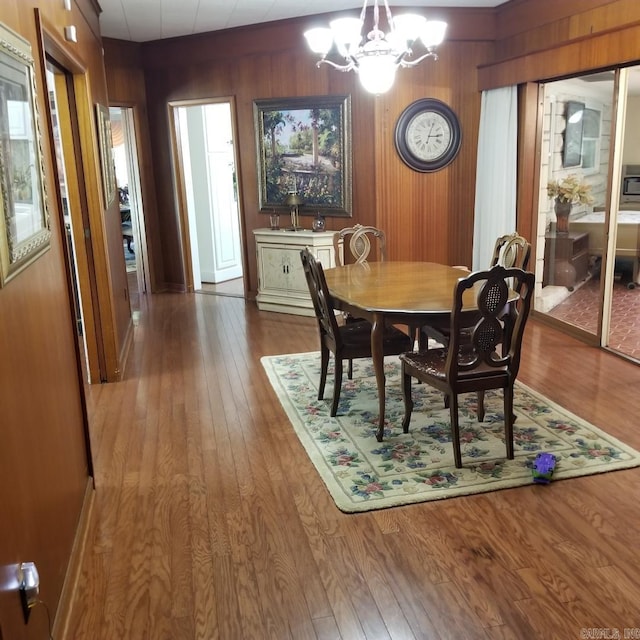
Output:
425,133,443,142
424,123,434,141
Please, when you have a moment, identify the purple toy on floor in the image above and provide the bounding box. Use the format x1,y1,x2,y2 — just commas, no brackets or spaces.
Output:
532,452,556,484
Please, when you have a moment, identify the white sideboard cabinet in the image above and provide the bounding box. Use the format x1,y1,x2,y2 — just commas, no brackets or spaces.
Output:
253,228,340,316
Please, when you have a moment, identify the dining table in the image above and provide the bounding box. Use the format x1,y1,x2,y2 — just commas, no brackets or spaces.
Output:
323,261,516,442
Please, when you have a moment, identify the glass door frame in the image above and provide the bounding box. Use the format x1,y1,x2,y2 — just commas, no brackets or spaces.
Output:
533,65,638,361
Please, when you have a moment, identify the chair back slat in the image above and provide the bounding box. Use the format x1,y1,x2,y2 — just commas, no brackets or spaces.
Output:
445,265,534,378
300,248,341,347
491,233,531,270
334,224,386,265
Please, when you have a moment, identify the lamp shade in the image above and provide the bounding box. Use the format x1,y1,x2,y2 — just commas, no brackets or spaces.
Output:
421,20,447,48
391,14,426,46
285,193,304,206
330,17,362,56
358,54,397,94
304,28,333,55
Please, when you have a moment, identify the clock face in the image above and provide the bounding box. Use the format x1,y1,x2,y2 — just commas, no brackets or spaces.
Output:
394,99,462,172
406,112,453,162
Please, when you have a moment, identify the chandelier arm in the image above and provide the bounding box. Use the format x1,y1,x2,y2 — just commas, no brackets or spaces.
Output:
398,51,439,67
316,58,358,72
382,0,394,33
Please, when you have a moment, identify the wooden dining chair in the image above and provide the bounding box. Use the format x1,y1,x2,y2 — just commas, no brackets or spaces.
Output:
452,232,531,272
334,224,388,373
399,265,535,468
333,224,386,266
300,248,412,417
491,232,531,272
423,232,531,348
334,223,424,351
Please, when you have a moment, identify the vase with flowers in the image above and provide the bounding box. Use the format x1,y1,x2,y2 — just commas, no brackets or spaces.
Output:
547,174,594,233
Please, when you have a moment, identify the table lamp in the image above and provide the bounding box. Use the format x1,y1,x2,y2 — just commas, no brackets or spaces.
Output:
284,193,304,231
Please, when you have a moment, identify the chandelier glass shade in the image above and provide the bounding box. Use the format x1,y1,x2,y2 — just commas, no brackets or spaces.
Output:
303,0,447,94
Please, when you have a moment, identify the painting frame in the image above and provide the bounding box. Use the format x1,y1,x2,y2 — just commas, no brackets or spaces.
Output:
254,94,352,218
95,103,116,207
0,21,51,287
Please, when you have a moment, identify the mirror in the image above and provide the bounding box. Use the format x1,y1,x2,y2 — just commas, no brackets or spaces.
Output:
0,21,50,286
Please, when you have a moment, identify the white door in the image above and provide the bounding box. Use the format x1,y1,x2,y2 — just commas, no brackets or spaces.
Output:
182,103,243,285
204,104,243,283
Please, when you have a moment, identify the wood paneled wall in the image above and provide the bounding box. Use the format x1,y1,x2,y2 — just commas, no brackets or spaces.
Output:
478,0,640,264
376,39,493,267
104,1,640,301
105,9,498,295
0,0,109,638
102,39,163,293
480,0,640,89
102,0,640,294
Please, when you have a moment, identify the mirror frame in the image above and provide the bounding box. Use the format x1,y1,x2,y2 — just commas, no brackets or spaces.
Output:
0,21,51,287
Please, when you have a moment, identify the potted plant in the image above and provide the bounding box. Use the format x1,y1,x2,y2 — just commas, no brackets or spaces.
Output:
547,174,594,233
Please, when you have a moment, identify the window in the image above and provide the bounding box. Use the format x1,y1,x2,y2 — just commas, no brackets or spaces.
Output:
580,107,601,172
562,100,584,168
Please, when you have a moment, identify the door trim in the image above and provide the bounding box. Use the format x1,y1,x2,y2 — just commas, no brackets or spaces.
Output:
168,97,247,295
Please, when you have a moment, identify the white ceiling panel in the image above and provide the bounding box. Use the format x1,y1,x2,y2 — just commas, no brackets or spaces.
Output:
98,0,509,42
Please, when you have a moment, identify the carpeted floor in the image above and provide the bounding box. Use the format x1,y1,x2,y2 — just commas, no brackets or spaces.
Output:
262,351,640,512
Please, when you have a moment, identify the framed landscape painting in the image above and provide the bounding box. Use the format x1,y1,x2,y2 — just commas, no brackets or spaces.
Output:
254,95,352,217
0,21,51,287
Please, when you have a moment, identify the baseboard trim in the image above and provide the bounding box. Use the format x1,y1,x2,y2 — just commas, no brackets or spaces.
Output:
118,315,135,380
52,477,95,639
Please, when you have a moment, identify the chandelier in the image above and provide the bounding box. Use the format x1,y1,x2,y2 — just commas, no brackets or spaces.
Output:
303,0,447,95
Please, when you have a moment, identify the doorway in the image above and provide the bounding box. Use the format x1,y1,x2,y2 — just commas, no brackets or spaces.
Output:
170,99,245,296
44,60,105,382
109,106,148,310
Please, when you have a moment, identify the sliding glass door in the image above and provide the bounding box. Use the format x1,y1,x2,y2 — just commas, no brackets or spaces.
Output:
535,66,640,362
606,67,640,359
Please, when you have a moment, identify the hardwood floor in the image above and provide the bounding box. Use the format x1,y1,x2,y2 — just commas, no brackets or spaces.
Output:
64,292,640,639
197,277,245,297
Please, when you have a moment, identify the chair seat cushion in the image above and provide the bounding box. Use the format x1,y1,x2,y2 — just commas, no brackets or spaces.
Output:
400,348,506,380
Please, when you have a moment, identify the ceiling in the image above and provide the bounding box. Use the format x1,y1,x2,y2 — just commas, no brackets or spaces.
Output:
97,0,509,43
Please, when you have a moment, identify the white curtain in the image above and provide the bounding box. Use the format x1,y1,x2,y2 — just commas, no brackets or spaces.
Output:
472,86,518,270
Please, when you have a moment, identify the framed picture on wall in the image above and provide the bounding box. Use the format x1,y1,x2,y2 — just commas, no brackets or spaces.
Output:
0,21,51,287
95,103,116,207
562,100,585,168
254,95,352,218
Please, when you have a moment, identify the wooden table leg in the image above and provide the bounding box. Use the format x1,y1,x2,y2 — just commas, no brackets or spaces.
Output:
371,312,386,442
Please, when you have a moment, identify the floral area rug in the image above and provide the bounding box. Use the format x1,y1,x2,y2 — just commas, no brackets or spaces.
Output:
261,352,640,513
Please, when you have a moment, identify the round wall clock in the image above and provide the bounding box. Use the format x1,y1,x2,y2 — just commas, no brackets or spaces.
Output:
394,98,462,172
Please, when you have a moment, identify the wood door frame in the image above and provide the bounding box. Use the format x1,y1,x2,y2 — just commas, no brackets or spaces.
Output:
168,97,248,294
35,12,107,384
109,104,151,297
